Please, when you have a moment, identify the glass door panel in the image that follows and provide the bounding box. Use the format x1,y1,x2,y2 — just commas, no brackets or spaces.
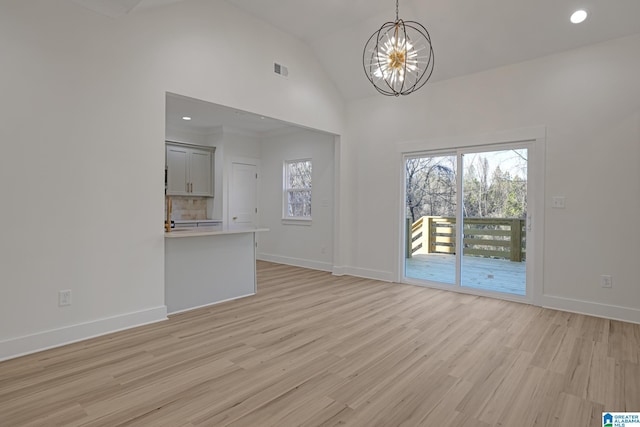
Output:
404,154,457,284
461,149,528,296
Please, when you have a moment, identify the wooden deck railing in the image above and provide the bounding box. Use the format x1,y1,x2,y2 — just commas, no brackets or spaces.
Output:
408,216,526,262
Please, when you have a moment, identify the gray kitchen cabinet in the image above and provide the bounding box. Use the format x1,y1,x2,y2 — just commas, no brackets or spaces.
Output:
166,143,214,197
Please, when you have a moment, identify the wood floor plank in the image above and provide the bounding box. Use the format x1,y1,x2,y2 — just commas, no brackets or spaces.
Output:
623,361,640,411
0,260,638,426
299,401,355,427
475,349,533,425
496,366,565,427
415,377,475,426
546,392,604,427
563,337,596,399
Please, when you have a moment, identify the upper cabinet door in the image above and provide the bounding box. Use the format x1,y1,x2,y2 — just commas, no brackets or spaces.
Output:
189,149,213,196
166,145,189,196
166,143,214,197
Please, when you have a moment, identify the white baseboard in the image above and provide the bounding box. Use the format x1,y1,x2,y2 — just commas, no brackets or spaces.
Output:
332,266,395,282
168,293,255,315
541,294,640,325
257,253,333,272
258,259,393,282
0,306,168,362
332,265,348,276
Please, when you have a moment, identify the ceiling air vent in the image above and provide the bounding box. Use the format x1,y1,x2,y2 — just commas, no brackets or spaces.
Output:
274,62,289,78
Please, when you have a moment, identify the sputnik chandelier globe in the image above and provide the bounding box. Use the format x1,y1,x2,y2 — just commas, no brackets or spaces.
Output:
363,0,434,96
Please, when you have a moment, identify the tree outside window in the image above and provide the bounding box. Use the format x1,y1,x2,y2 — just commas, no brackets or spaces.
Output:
284,159,312,219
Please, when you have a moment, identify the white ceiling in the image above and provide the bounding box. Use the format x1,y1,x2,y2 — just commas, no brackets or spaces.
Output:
106,0,640,131
166,93,297,135
141,0,640,101
224,0,640,100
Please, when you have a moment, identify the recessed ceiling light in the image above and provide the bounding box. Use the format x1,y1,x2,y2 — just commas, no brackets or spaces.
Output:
182,116,192,121
570,9,588,24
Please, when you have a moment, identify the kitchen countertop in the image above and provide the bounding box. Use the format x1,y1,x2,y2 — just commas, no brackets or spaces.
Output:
165,226,269,238
173,219,222,223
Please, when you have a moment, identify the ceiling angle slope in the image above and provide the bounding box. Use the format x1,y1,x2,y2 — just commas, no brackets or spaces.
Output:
72,0,144,19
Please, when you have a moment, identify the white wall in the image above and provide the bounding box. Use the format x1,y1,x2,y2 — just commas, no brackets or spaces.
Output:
258,129,335,271
341,34,640,323
0,0,344,360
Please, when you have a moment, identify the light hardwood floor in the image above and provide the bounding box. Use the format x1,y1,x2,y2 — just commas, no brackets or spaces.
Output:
1,261,638,426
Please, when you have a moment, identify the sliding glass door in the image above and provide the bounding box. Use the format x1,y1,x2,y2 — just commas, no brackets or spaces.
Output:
404,144,530,299
405,154,457,285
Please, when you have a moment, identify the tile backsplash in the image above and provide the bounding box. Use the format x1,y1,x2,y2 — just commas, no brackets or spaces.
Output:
168,196,208,220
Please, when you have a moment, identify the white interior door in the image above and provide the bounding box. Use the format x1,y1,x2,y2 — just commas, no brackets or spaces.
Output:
229,161,258,229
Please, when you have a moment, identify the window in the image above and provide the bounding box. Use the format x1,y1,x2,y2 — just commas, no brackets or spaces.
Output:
284,159,312,220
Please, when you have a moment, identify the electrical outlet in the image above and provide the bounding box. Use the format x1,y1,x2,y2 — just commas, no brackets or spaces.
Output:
552,196,566,209
58,290,72,306
601,275,612,288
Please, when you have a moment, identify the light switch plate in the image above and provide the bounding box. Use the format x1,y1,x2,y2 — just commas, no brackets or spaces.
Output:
58,290,72,306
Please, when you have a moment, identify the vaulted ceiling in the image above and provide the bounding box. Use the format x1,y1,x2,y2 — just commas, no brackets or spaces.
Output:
73,0,640,134
78,0,640,101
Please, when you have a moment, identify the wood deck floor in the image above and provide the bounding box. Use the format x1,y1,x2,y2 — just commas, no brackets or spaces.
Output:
406,253,526,296
1,261,638,426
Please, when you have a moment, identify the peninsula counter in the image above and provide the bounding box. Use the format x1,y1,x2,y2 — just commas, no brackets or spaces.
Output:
164,227,268,314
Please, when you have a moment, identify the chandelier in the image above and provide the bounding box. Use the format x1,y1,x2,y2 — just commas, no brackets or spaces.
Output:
363,0,435,96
